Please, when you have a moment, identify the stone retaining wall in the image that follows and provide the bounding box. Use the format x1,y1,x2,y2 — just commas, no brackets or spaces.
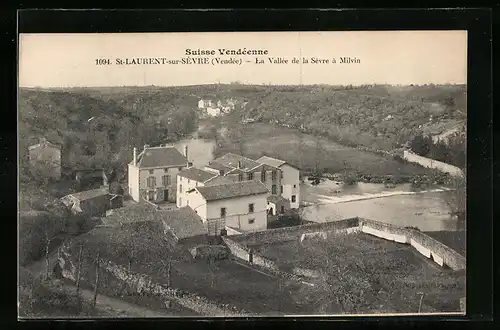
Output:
359,218,466,270
230,217,359,245
226,217,465,271
57,244,248,316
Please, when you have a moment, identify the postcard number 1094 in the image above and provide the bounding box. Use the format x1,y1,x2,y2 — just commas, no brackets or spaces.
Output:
95,58,112,65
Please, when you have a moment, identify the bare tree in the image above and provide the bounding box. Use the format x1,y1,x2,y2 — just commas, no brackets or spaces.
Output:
443,172,466,223
296,132,307,170
75,244,84,295
92,252,100,309
314,137,325,176
37,212,67,280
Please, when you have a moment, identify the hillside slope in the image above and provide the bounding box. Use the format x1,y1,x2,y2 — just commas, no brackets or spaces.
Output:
18,88,199,178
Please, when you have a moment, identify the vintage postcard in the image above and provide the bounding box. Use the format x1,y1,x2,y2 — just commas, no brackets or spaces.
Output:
18,31,467,318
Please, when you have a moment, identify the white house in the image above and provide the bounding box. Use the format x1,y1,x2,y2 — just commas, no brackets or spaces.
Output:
207,153,285,197
198,99,214,109
188,180,270,235
206,107,221,117
128,144,190,203
257,156,300,209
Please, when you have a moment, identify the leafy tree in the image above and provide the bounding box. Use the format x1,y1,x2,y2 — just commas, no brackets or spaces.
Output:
409,134,433,156
109,182,124,195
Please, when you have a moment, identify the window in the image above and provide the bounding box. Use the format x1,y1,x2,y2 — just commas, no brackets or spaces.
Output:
292,195,296,202
178,167,183,171
188,179,190,184
179,184,183,193
280,206,285,214
164,168,168,173
179,197,182,205
261,171,266,182
220,207,226,218
149,169,154,174
238,173,243,181
272,185,277,194
280,185,284,194
195,182,198,187
162,175,171,186
293,184,297,188
147,177,156,188
280,171,284,179
248,203,254,213
148,191,154,201
272,171,277,181
248,218,255,224
247,173,254,180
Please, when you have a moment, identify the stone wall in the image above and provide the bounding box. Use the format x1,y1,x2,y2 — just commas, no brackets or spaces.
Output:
221,236,303,282
57,244,249,317
225,226,242,236
226,217,465,271
403,150,464,177
230,217,359,245
359,218,466,270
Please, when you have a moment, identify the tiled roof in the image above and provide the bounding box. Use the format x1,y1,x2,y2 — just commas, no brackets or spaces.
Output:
134,146,188,168
267,195,289,204
257,156,287,168
196,180,269,201
203,175,237,186
159,207,207,239
178,167,217,182
103,204,157,225
212,153,261,172
205,161,233,173
28,138,61,151
104,204,207,239
65,187,109,201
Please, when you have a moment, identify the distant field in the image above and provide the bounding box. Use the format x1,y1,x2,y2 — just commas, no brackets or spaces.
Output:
222,123,432,175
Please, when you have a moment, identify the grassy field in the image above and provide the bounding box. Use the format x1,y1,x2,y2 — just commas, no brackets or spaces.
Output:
251,232,465,314
218,123,432,175
64,225,313,315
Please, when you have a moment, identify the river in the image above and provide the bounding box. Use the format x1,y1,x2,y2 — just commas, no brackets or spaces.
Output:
175,125,461,232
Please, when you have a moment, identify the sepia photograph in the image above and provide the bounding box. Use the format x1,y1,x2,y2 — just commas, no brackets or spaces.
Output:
18,31,467,318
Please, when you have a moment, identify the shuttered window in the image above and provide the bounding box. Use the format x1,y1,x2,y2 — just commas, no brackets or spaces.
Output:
147,177,156,188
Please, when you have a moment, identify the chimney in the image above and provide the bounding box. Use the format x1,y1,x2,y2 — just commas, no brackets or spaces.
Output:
133,147,137,166
237,161,242,169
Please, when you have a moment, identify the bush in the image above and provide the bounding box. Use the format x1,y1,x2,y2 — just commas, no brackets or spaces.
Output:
189,245,230,260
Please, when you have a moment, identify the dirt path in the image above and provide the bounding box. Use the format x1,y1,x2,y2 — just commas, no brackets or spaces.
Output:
25,250,172,317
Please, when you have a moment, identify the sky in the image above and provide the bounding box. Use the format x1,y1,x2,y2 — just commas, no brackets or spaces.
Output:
19,31,467,87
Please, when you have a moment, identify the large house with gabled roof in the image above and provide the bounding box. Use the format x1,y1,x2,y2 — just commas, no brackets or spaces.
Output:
257,155,300,209
188,180,270,235
205,153,284,197
174,152,300,235
128,144,191,203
